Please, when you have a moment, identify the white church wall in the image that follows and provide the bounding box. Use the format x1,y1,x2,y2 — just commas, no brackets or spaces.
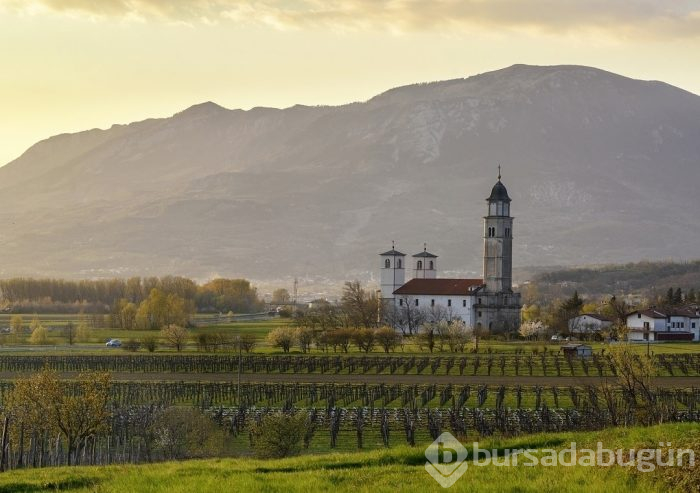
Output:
396,294,475,326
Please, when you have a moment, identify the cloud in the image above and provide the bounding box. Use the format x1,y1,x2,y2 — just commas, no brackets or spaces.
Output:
5,0,700,39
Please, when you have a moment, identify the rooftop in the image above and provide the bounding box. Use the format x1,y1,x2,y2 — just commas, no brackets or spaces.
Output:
393,278,483,296
379,249,406,257
487,179,511,202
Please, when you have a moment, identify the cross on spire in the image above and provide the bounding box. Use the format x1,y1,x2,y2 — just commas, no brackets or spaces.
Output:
424,242,427,252
498,164,502,181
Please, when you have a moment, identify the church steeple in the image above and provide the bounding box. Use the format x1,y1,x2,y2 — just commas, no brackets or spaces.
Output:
412,243,437,279
379,243,405,300
483,170,514,293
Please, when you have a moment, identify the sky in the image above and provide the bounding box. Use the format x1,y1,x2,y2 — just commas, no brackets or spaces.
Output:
1,0,699,166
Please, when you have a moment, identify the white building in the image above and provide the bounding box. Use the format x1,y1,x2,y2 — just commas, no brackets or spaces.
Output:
568,313,613,337
626,307,700,342
381,174,522,333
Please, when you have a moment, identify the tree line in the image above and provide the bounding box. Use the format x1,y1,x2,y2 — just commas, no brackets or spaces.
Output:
0,277,265,314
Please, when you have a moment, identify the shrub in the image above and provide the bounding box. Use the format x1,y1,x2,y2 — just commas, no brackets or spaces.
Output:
122,339,141,352
238,333,257,353
266,327,297,353
250,412,308,459
76,321,91,343
29,325,49,345
352,328,375,353
149,407,226,460
196,333,215,352
142,335,158,352
375,326,401,353
325,328,353,353
214,331,235,350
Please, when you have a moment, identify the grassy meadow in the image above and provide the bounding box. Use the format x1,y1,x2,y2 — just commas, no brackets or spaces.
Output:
0,423,695,493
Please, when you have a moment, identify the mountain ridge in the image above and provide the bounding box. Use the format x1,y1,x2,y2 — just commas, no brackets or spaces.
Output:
1,64,699,283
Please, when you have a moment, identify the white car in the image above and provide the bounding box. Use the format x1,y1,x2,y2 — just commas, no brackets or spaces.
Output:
106,339,122,347
550,335,561,341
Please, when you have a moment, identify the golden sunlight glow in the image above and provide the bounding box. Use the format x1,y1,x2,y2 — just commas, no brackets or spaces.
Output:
1,0,698,165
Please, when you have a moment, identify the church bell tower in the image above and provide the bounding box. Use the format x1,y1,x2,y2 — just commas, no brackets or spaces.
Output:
483,168,513,293
379,243,406,300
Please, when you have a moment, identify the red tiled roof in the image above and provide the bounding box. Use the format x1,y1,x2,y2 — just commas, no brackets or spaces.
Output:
393,278,483,296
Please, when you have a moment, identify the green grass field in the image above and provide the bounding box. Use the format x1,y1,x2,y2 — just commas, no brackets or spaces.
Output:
0,423,695,492
0,313,698,356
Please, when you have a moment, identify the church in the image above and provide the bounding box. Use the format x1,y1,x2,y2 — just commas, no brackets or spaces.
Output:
380,174,522,333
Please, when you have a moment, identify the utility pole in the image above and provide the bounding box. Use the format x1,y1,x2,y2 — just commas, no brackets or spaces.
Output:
237,333,242,407
645,327,651,357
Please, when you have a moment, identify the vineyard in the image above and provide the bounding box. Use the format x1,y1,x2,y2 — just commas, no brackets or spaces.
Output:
0,381,698,411
0,353,699,377
0,383,698,469
0,350,698,472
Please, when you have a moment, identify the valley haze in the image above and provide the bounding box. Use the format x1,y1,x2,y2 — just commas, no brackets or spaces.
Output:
1,64,699,291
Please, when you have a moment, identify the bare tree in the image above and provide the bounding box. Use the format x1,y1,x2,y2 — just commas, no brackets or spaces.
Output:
160,325,189,352
63,322,77,345
391,297,427,336
341,281,380,329
444,320,472,352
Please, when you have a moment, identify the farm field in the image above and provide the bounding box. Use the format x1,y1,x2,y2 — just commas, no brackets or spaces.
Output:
0,423,695,493
1,314,699,355
0,352,698,379
0,315,697,475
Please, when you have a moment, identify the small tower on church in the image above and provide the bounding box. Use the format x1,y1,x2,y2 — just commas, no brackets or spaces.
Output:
412,244,437,279
483,167,514,293
379,244,406,300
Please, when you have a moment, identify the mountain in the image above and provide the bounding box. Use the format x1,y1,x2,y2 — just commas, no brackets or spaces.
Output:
1,64,699,285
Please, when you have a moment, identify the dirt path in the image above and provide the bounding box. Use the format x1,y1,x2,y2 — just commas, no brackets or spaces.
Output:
0,371,697,387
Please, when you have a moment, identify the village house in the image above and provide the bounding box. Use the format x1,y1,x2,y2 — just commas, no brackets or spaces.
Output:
568,313,613,338
626,307,700,342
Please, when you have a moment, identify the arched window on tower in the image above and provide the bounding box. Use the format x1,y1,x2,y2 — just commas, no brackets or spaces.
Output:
429,261,434,270
417,260,423,270
385,259,390,268
397,259,402,268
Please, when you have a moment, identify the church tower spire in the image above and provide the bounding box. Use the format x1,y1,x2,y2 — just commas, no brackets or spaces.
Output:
483,170,513,293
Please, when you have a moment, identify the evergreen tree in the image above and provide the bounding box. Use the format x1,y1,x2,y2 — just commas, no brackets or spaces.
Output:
561,291,584,313
552,291,584,334
666,288,675,306
687,288,696,304
673,287,683,305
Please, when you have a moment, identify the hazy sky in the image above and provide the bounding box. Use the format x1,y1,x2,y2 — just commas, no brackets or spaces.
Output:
1,0,699,166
